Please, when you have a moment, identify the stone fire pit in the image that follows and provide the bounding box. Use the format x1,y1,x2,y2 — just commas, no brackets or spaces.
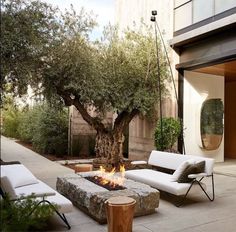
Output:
56,172,160,223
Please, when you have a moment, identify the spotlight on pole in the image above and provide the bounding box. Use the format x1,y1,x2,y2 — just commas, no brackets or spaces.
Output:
150,10,163,150
151,10,157,16
150,16,156,22
150,10,185,153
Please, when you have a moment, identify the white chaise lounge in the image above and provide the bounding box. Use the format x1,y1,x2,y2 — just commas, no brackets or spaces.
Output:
125,151,215,206
0,163,73,229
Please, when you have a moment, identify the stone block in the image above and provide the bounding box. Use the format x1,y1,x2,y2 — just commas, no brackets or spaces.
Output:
56,173,159,224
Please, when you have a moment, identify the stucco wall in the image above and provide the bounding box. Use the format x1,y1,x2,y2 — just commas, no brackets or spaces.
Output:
184,71,224,162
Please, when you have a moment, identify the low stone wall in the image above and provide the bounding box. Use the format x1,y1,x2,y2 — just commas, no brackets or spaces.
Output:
56,172,160,224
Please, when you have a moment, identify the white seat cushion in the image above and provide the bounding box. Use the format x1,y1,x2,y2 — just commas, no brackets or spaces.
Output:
14,180,56,199
0,163,73,214
14,180,73,213
1,164,38,188
125,169,196,195
46,192,73,213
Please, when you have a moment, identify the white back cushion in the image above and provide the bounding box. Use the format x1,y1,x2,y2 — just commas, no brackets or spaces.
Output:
1,164,38,188
148,150,214,175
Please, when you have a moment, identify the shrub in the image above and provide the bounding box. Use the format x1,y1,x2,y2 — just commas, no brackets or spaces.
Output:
2,102,69,156
0,195,56,232
17,106,41,143
32,104,68,156
1,106,21,138
154,117,182,151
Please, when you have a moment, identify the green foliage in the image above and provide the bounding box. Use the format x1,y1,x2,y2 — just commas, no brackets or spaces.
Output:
2,0,170,163
1,0,96,97
154,117,182,151
17,106,41,142
0,195,56,232
31,104,68,156
1,105,21,138
43,25,168,117
2,0,169,119
2,102,69,156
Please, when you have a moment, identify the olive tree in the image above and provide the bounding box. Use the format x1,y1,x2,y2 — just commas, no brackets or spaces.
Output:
2,0,169,166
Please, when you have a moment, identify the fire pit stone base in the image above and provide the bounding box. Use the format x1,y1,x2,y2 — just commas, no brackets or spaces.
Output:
56,172,160,224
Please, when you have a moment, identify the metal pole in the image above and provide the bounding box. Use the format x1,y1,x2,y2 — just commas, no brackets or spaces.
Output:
151,10,186,153
151,12,163,149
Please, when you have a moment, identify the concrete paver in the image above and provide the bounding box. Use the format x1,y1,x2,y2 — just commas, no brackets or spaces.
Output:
1,136,236,232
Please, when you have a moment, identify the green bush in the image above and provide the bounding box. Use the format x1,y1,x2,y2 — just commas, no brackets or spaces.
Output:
2,102,69,156
18,106,41,143
154,117,182,151
1,106,21,138
0,195,56,232
32,104,68,156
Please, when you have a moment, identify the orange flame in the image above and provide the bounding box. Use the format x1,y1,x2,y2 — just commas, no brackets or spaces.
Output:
97,165,126,186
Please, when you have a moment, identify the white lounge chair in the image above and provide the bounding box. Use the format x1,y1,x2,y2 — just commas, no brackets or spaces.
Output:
126,150,215,206
0,163,73,229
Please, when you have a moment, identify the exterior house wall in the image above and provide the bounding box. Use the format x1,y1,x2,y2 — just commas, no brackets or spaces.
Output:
184,71,224,162
115,0,179,160
171,0,236,162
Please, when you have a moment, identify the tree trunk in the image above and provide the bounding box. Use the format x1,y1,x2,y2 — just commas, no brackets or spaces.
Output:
58,92,139,168
94,130,125,168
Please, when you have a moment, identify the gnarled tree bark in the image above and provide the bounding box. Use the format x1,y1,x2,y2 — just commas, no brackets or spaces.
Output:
58,88,139,167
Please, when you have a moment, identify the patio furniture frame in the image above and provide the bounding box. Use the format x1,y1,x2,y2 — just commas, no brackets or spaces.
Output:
176,174,215,207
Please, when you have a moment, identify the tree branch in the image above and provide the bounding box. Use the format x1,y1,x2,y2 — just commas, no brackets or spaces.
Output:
56,87,106,131
114,108,139,133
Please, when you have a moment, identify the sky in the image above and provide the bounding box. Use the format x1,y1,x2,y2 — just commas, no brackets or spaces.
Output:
44,0,115,40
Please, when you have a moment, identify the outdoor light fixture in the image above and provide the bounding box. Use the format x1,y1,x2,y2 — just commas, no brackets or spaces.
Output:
152,10,157,16
150,16,155,22
150,10,185,153
150,10,163,147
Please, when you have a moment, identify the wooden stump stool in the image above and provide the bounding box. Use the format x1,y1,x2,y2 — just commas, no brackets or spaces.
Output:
74,164,93,173
106,196,136,232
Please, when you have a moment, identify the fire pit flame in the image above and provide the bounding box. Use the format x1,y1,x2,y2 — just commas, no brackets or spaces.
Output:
85,165,126,191
97,165,126,187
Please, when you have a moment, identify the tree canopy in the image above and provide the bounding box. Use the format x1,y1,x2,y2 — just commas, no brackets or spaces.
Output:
1,0,96,97
1,0,170,165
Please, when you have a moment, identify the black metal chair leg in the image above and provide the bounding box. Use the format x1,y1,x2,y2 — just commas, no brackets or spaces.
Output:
176,174,215,207
176,181,195,207
197,174,215,201
54,211,71,229
26,199,71,229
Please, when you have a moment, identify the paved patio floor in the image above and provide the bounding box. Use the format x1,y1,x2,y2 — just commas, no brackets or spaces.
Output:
1,136,236,232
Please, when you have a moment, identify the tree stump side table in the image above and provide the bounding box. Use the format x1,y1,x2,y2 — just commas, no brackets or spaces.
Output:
106,196,136,232
74,164,93,173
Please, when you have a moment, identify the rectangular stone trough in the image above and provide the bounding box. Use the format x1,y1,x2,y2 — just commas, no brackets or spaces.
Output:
56,172,160,224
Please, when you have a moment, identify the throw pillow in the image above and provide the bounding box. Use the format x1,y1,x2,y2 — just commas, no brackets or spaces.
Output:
170,160,193,182
177,161,206,183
